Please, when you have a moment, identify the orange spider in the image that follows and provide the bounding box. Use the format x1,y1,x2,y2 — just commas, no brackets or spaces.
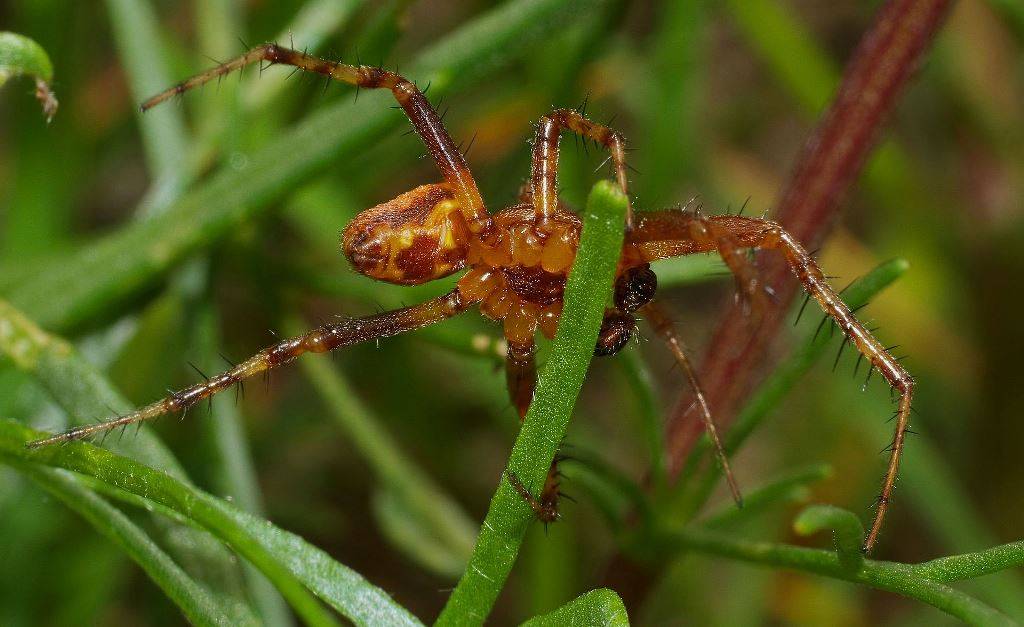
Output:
28,44,913,552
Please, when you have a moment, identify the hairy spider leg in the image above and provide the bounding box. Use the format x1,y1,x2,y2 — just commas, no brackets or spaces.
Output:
530,108,632,227
27,291,476,448
506,459,562,527
703,217,772,320
141,43,488,229
506,339,537,420
642,301,742,507
631,211,914,553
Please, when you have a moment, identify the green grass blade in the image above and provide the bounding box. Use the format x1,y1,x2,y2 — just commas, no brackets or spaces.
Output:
295,325,478,578
0,299,252,602
197,305,294,627
3,0,610,333
104,0,192,211
520,588,630,627
700,463,832,530
241,0,366,109
0,31,53,83
1,420,422,627
638,0,709,202
722,0,836,114
619,350,668,490
436,180,628,625
11,462,253,626
0,31,57,120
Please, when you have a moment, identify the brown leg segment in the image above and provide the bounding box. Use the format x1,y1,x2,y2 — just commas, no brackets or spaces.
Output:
506,340,537,420
631,211,914,552
641,301,742,507
530,108,632,227
141,43,488,229
28,290,476,448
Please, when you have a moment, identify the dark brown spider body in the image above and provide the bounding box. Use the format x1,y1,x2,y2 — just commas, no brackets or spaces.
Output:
30,43,915,553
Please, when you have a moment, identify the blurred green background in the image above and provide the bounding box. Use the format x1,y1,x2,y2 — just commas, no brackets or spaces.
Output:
2,0,1023,624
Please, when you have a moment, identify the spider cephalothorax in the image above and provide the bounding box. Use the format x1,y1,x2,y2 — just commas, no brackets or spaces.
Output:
29,43,914,553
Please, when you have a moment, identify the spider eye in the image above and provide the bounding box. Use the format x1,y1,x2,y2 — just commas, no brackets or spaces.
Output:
594,312,634,357
614,264,658,313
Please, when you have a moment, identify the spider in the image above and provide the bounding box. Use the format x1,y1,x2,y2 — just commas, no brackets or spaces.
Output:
27,43,914,553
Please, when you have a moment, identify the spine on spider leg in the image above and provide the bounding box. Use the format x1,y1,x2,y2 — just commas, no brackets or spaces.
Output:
769,227,915,552
529,108,632,225
773,229,913,390
26,290,473,449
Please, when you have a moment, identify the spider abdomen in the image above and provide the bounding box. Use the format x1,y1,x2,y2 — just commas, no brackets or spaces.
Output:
342,183,469,285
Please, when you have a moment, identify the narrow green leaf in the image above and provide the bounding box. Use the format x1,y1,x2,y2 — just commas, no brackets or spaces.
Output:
241,0,366,109
1,420,421,627
197,305,294,627
521,588,629,627
12,462,250,626
638,0,709,202
910,540,1024,583
619,350,668,490
296,332,477,578
0,31,57,120
104,0,192,211
723,0,837,114
700,463,832,530
0,298,250,600
659,525,1016,626
436,180,628,625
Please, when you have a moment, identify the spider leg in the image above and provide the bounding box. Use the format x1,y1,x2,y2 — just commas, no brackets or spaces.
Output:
505,339,537,420
632,211,914,552
530,108,632,228
641,300,742,507
694,216,771,321
142,43,488,228
27,290,476,449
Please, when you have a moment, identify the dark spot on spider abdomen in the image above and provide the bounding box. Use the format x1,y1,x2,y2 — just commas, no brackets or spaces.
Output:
502,264,567,306
395,234,446,282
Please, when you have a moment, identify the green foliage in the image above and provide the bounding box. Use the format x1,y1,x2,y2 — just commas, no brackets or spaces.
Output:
3,1,1024,625
521,588,629,627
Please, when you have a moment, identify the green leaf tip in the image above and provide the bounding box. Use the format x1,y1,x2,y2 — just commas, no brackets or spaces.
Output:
0,31,57,121
521,588,629,627
793,504,865,570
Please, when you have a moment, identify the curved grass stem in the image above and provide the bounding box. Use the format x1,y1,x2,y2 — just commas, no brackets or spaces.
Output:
660,526,1019,626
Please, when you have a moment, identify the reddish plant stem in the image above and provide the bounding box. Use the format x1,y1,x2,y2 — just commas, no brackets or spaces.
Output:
664,0,952,476
601,0,952,611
